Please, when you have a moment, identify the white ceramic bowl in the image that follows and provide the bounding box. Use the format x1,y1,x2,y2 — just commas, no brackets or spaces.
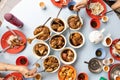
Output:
60,47,77,65
67,14,83,30
69,32,85,48
49,34,66,51
33,25,52,41
33,40,50,59
103,65,110,72
43,55,60,73
50,18,67,34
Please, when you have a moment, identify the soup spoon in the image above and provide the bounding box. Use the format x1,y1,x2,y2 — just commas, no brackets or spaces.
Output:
27,17,51,44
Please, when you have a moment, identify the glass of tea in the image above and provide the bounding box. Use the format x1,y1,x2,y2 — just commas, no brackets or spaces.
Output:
90,18,100,29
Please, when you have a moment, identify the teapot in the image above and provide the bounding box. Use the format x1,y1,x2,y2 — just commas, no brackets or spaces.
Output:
89,29,105,44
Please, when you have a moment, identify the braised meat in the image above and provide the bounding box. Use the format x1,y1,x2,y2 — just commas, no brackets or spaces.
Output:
51,18,64,32
34,26,50,40
50,35,65,49
70,33,83,46
68,16,82,29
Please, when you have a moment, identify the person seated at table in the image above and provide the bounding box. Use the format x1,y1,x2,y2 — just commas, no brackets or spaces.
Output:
0,62,37,79
73,0,120,18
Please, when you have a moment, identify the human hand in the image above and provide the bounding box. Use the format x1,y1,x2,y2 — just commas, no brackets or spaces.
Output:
0,78,4,80
73,0,88,11
18,66,37,78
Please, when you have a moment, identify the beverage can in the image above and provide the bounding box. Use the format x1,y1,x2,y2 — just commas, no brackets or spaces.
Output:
4,13,23,28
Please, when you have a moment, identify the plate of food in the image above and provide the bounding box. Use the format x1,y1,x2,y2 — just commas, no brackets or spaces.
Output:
86,0,106,18
1,30,26,54
4,72,23,80
51,0,70,8
58,65,76,80
110,39,120,61
108,64,120,80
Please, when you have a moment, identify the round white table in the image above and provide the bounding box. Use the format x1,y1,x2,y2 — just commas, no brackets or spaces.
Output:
0,0,120,80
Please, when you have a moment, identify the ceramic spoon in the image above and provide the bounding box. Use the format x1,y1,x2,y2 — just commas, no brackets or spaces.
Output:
27,17,51,44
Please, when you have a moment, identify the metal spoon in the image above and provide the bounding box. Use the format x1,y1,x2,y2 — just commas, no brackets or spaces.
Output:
0,45,11,54
6,26,21,40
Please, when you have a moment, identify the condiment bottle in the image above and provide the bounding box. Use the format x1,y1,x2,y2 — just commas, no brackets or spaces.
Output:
4,13,23,28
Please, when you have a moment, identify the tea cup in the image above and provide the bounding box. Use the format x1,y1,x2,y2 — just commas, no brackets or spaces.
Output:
102,34,112,47
34,73,42,80
39,2,46,10
114,75,120,80
103,65,110,72
101,16,109,23
102,59,110,65
108,57,114,64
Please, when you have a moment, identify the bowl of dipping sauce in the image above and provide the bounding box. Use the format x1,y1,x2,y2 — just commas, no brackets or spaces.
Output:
16,56,29,66
90,18,100,29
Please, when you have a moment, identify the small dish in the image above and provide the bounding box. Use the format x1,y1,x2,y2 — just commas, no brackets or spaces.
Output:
67,14,83,30
101,16,109,22
90,18,100,29
1,30,26,54
60,47,77,65
108,57,114,64
33,40,50,59
77,72,88,80
16,56,29,66
43,55,60,73
50,18,67,34
114,75,120,80
103,65,110,72
49,34,66,51
69,32,85,48
4,72,23,80
39,2,46,10
34,73,42,80
58,65,76,80
95,48,106,59
102,58,111,66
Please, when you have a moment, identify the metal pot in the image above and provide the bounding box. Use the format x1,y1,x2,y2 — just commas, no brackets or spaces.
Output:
84,58,103,74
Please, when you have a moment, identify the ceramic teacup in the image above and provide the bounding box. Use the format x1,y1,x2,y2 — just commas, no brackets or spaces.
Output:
39,2,46,10
102,34,112,47
114,75,120,80
103,65,110,72
108,57,114,64
102,59,110,65
101,16,109,23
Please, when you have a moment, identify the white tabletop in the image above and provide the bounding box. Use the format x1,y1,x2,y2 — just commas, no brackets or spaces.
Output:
0,0,120,80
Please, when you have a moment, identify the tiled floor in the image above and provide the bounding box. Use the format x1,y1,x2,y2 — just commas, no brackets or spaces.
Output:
0,0,21,21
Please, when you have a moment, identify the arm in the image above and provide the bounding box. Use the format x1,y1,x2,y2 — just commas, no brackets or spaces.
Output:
111,0,120,10
73,0,88,11
0,62,37,78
